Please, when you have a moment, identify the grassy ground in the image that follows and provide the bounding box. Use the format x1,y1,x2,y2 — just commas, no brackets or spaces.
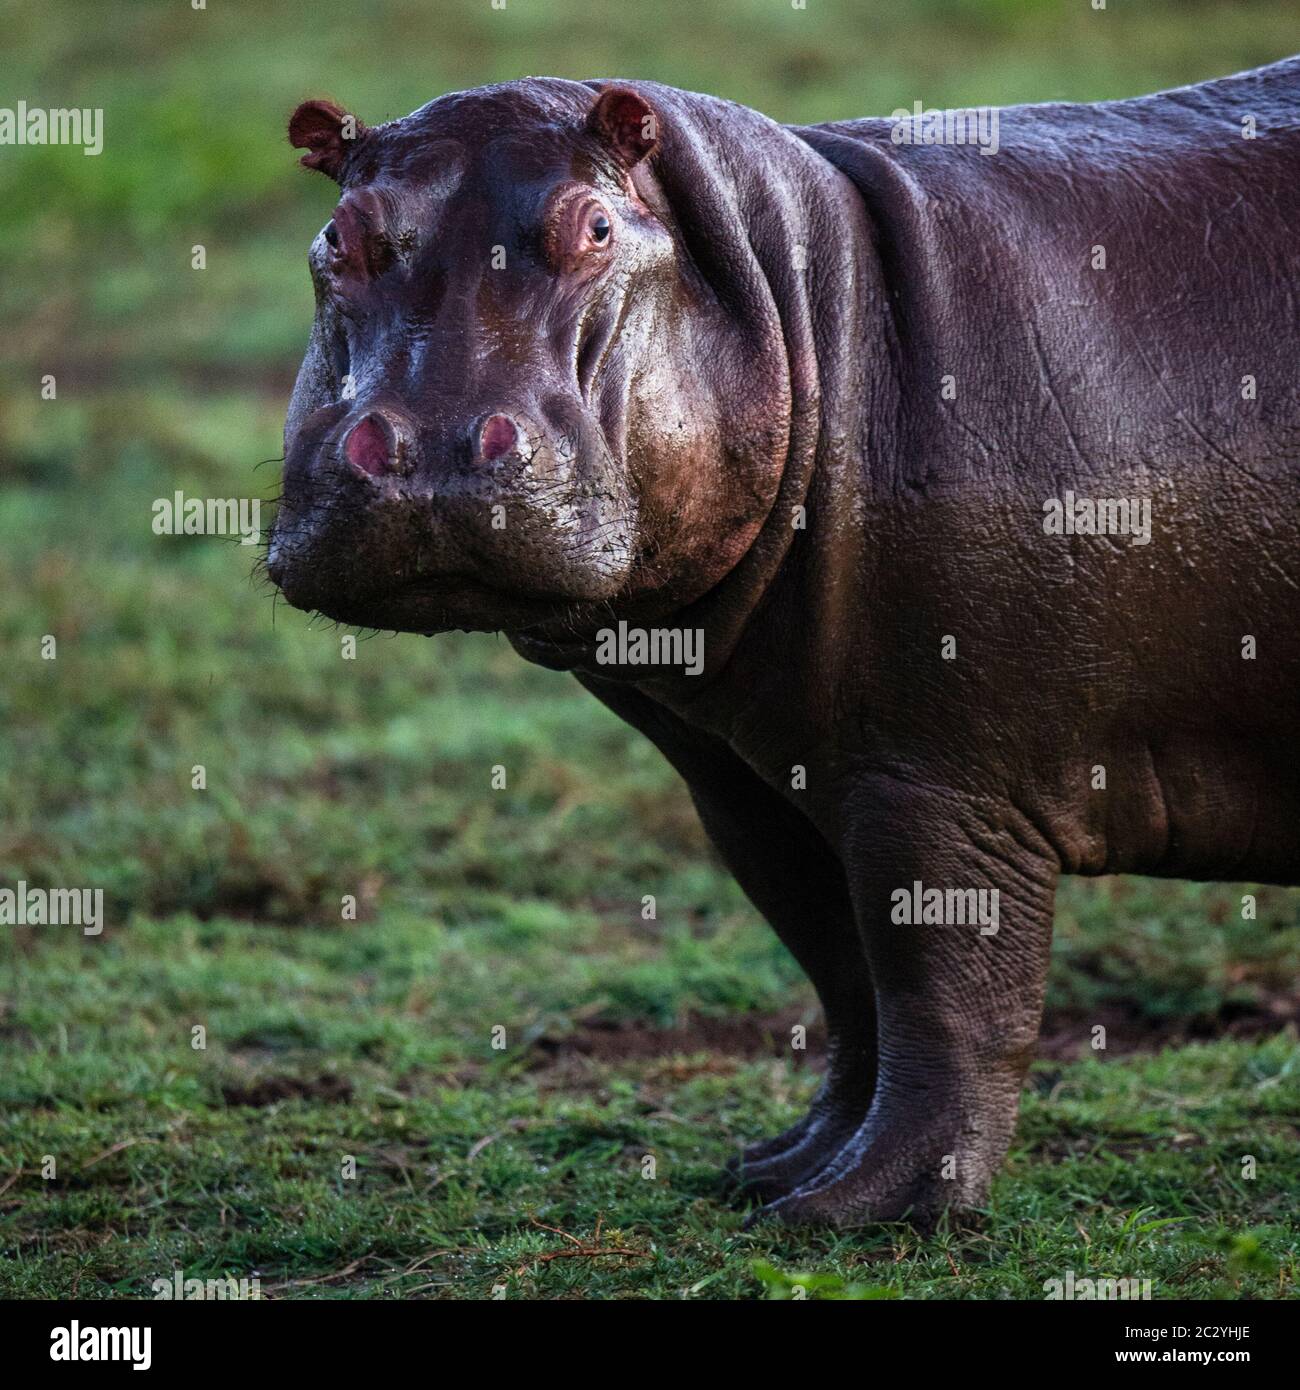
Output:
1,0,1297,1299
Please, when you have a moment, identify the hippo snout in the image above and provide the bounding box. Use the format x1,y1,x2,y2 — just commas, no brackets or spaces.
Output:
335,408,529,481
268,388,636,634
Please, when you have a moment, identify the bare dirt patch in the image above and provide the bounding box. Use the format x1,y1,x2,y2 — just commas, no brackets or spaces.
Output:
220,1073,354,1107
530,1010,823,1068
1036,995,1299,1061
532,997,1298,1072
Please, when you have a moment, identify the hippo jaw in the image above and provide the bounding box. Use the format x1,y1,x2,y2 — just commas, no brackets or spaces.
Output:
266,85,681,637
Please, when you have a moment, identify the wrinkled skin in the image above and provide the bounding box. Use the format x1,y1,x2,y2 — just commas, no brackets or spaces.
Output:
268,63,1300,1227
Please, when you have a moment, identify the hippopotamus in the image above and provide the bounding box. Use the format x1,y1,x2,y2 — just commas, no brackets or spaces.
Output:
267,60,1300,1227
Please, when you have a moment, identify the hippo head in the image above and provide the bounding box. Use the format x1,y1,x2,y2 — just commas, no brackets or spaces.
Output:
267,78,807,649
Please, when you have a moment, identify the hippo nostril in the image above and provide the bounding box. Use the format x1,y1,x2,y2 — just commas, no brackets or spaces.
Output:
344,413,398,478
477,413,522,463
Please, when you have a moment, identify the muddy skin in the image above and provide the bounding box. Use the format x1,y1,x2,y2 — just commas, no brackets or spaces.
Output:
268,64,1300,1228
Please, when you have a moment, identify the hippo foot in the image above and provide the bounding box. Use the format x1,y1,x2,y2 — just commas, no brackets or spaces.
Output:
725,1072,875,1203
747,1108,997,1230
728,1113,865,1203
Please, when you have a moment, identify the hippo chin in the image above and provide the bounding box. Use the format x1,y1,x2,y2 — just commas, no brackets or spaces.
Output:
268,64,1300,1228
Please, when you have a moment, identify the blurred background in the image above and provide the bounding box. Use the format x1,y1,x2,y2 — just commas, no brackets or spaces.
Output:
0,0,1296,1299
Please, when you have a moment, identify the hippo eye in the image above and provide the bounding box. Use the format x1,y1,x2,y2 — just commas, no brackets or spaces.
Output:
587,208,611,245
324,220,340,249
545,194,616,271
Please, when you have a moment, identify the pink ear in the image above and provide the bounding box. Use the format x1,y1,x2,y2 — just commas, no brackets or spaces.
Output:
586,87,659,168
288,99,369,181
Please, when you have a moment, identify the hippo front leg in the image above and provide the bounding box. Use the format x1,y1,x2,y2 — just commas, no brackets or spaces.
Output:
682,775,878,1202
575,674,877,1200
761,778,1059,1228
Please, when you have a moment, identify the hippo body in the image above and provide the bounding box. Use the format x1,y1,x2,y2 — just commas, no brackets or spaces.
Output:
269,59,1300,1226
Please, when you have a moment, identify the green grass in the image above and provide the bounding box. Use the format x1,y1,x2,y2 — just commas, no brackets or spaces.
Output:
1,0,1298,1298
2,902,1297,1298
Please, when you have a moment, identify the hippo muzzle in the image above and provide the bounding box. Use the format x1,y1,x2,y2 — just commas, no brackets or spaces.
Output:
268,381,635,633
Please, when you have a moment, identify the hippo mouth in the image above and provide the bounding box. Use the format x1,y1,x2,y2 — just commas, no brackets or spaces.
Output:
267,534,602,635
374,572,589,634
